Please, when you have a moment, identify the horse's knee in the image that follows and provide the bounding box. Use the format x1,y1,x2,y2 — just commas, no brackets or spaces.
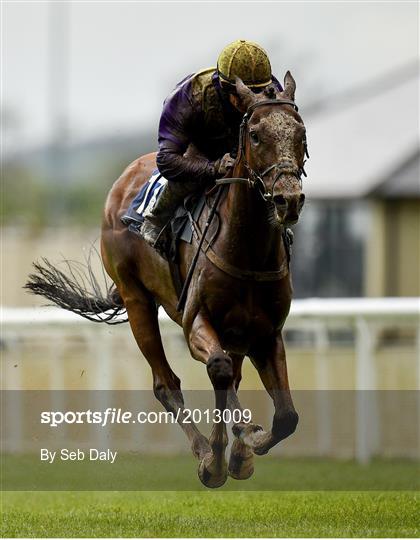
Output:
207,353,233,390
153,382,168,404
272,409,299,440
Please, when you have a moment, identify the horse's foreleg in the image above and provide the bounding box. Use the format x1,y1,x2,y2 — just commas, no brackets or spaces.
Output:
121,282,210,460
246,335,299,455
225,354,257,480
188,313,233,488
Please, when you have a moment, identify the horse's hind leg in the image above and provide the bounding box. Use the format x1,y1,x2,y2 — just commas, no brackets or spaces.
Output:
120,280,210,460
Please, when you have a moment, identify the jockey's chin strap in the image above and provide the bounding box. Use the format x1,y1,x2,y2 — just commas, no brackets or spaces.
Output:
215,98,309,201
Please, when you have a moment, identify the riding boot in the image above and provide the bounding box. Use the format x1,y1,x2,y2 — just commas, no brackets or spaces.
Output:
140,179,196,247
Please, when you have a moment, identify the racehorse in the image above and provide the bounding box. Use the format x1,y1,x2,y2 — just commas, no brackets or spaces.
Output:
26,73,307,488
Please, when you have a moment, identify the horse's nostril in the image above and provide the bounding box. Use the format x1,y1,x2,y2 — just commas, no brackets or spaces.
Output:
299,193,306,206
273,195,287,207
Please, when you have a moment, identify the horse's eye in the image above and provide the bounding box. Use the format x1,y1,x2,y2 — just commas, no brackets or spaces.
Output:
250,131,259,145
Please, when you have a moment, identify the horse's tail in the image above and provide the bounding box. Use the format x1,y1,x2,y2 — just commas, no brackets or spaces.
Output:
24,250,128,325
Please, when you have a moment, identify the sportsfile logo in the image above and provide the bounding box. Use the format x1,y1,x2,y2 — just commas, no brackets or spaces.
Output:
40,408,252,427
41,408,137,427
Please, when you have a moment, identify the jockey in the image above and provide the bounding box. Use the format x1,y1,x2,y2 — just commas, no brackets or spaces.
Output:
141,39,283,246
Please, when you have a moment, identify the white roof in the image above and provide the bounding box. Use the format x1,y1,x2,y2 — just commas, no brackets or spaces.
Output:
303,73,419,198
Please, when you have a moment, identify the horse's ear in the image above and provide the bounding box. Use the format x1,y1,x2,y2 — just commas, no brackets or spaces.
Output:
235,77,256,109
282,71,296,101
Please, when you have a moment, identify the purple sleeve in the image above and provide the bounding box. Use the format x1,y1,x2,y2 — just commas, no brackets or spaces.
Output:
158,77,193,151
157,77,217,183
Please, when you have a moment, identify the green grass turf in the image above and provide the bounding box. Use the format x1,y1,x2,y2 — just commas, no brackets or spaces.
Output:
1,491,419,537
3,455,419,491
2,458,419,536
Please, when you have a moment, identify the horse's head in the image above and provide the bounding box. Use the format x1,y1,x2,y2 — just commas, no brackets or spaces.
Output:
234,72,307,226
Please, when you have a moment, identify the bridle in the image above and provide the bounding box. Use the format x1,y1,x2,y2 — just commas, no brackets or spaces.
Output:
216,98,309,202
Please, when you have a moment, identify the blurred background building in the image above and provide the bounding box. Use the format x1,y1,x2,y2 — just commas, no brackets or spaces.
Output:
3,1,418,304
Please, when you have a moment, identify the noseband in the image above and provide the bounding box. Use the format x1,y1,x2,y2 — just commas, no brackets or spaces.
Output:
216,98,309,202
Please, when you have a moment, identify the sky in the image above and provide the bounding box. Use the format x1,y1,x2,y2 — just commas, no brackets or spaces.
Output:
2,1,419,153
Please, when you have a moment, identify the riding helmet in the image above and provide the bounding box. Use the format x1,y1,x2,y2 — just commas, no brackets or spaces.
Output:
217,39,272,88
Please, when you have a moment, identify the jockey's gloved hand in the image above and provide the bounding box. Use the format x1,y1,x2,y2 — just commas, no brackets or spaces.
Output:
214,153,235,178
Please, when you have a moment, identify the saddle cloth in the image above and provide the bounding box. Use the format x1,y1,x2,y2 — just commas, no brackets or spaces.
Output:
121,170,208,251
121,169,167,225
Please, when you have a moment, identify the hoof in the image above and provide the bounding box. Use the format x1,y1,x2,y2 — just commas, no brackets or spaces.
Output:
228,439,254,480
252,444,270,456
198,456,228,489
251,432,272,455
232,422,263,440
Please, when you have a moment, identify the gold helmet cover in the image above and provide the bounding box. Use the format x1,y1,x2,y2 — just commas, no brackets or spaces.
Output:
217,39,272,88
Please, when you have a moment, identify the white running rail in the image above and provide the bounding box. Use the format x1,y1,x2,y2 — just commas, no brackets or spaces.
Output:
2,298,419,462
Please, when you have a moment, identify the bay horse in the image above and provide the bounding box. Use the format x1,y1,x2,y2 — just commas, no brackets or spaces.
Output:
26,73,307,488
